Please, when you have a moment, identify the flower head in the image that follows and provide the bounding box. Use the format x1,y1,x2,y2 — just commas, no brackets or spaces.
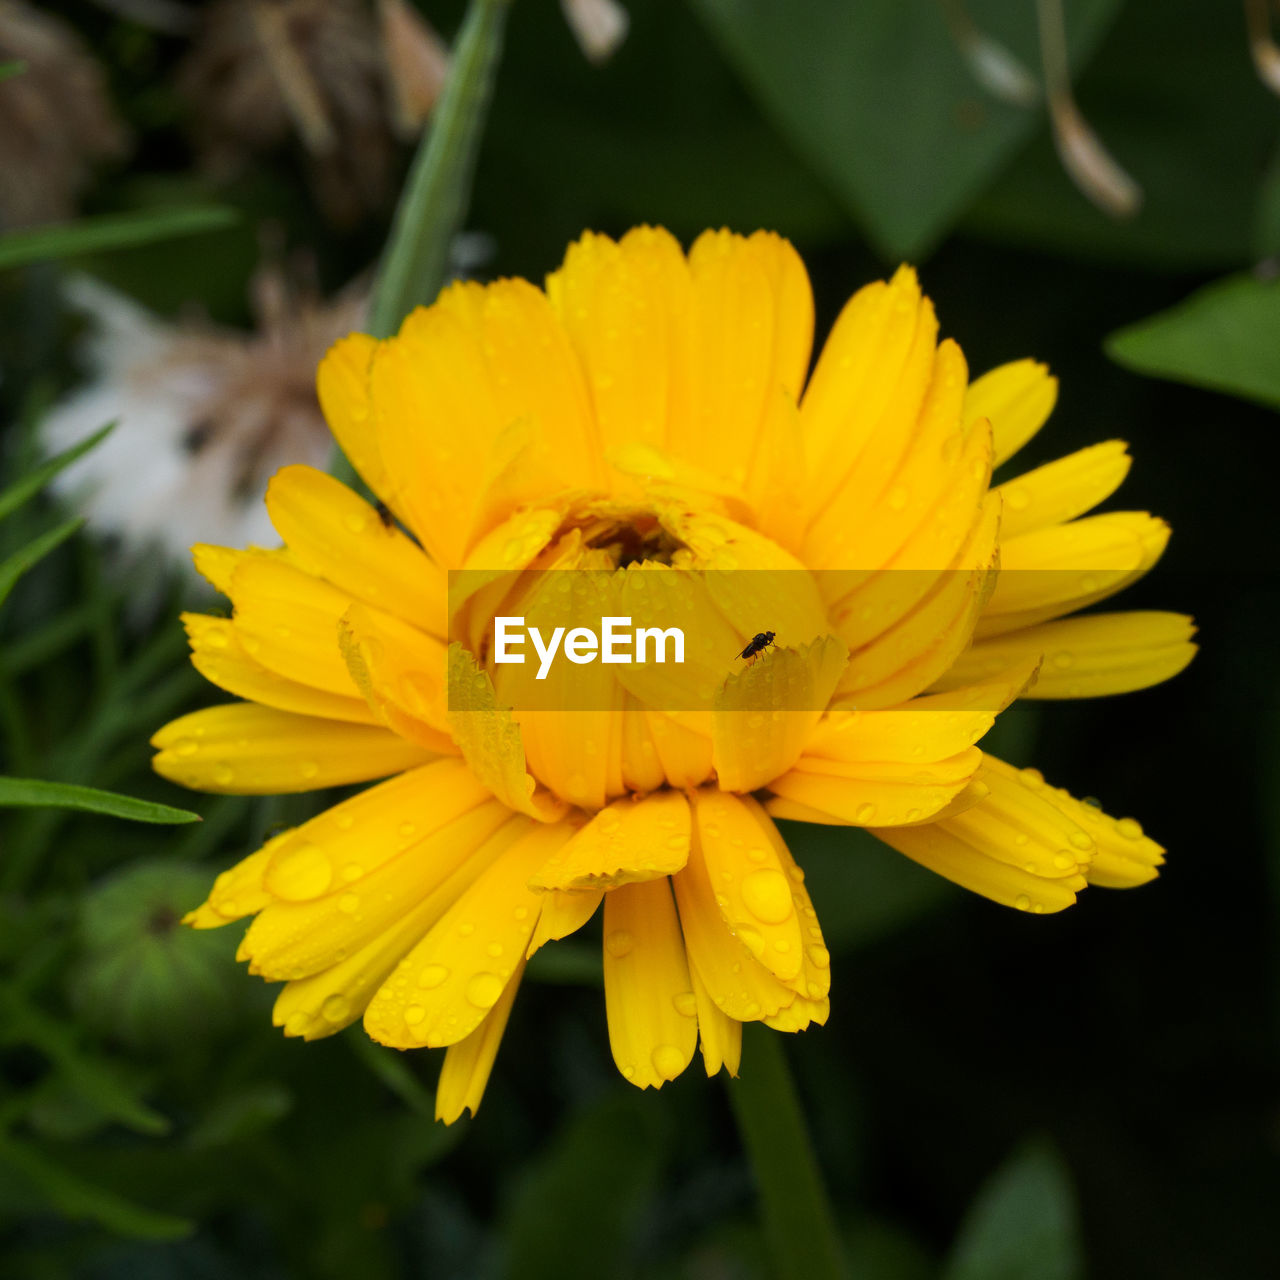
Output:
155,228,1195,1121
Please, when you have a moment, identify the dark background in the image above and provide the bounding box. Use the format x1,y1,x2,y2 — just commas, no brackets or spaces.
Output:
1,1,1277,1277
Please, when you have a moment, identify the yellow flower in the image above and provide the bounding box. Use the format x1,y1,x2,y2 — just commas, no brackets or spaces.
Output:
153,228,1195,1122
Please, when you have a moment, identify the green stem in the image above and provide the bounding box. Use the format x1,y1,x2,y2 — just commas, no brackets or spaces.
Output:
368,0,511,340
727,1024,847,1280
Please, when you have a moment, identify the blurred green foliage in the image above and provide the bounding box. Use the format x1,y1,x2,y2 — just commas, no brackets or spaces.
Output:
1,1,1278,1278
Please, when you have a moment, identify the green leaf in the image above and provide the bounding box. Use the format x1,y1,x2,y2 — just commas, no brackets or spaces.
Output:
0,206,239,271
0,1137,192,1240
685,0,1119,259
943,1140,1084,1280
0,422,115,524
369,0,511,337
0,778,200,825
500,1093,665,1280
0,517,84,608
0,995,171,1137
1106,274,1280,410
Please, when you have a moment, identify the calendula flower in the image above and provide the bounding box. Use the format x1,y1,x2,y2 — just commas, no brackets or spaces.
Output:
155,228,1195,1122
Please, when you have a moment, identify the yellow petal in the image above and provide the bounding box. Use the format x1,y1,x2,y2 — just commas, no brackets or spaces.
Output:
435,959,526,1122
530,790,690,891
191,543,289,596
837,495,999,708
242,801,516,979
805,336,969,572
995,441,1131,540
317,332,399,519
1027,768,1165,888
799,266,938,526
227,556,358,695
679,230,814,487
446,645,568,822
945,612,1196,699
363,819,577,1048
871,757,1093,912
182,613,377,724
526,888,603,956
183,842,276,927
671,807,798,1022
546,226,694,463
692,790,806,988
712,636,848,793
266,464,447,639
152,704,435,794
690,965,741,1077
339,602,452,751
978,511,1170,637
367,279,602,563
603,877,698,1089
261,759,492,901
965,357,1058,467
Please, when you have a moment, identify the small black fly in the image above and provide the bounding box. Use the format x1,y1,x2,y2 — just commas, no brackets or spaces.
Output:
736,631,776,665
375,499,394,528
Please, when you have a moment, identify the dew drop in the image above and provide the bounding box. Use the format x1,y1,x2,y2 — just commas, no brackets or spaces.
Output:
418,964,449,989
1052,852,1076,870
1004,485,1031,511
806,944,831,968
1014,893,1032,911
344,512,368,534
404,1004,425,1025
283,1012,311,1037
299,761,320,780
321,994,352,1023
1116,816,1144,840
672,991,698,1018
605,929,635,958
335,811,355,830
338,893,360,914
458,922,476,937
855,803,876,823
741,868,794,924
213,763,234,786
465,973,504,1009
513,905,529,921
1069,830,1093,851
270,840,333,898
341,862,363,883
173,737,198,757
651,1043,686,1080
485,941,504,959
744,1001,762,1018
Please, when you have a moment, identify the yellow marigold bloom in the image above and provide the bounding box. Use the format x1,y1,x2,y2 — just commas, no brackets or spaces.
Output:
154,228,1195,1122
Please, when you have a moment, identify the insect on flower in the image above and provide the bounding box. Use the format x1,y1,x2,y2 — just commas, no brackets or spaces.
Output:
736,631,777,665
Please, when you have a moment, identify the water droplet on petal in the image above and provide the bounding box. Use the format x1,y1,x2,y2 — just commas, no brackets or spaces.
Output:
418,964,449,989
807,944,831,968
404,1004,425,1025
672,992,698,1018
1069,830,1093,851
855,803,876,823
1014,893,1032,911
321,994,351,1023
465,973,504,1009
605,929,634,958
1116,816,1144,839
270,840,333,898
338,893,359,914
741,868,794,924
651,1043,686,1080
